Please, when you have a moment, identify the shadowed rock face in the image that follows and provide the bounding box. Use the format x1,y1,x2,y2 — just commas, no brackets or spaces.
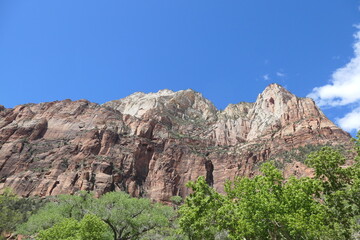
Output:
0,84,351,202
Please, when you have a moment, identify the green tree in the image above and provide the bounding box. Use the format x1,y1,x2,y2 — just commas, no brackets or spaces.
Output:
0,188,43,238
178,176,225,239
170,196,183,209
306,145,360,239
37,214,111,240
17,192,93,236
179,164,332,240
179,132,360,239
0,188,22,237
18,191,175,240
221,163,332,240
91,191,175,240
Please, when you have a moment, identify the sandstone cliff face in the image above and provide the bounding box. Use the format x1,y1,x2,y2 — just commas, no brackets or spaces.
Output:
0,84,351,202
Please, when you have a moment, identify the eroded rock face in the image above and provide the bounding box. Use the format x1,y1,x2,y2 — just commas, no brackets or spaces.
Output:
0,84,351,202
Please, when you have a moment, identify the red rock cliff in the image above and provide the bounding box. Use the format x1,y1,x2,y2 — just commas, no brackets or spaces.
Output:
0,84,351,202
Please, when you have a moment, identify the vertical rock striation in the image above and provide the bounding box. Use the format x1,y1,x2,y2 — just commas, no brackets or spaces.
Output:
0,84,351,202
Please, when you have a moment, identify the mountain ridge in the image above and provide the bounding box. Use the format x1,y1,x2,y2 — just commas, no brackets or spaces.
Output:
0,84,351,202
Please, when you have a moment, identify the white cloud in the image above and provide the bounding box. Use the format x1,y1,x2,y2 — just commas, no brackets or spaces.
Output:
307,27,360,132
276,72,285,77
337,107,360,132
263,74,270,81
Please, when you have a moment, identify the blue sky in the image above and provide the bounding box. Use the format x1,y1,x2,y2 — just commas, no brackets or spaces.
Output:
0,1,359,133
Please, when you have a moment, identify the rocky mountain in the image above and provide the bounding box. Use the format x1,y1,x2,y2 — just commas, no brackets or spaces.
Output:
0,84,351,202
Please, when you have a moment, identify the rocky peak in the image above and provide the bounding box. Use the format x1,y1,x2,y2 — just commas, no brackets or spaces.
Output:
261,83,292,95
103,89,217,120
244,84,325,140
250,83,295,116
221,102,253,119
